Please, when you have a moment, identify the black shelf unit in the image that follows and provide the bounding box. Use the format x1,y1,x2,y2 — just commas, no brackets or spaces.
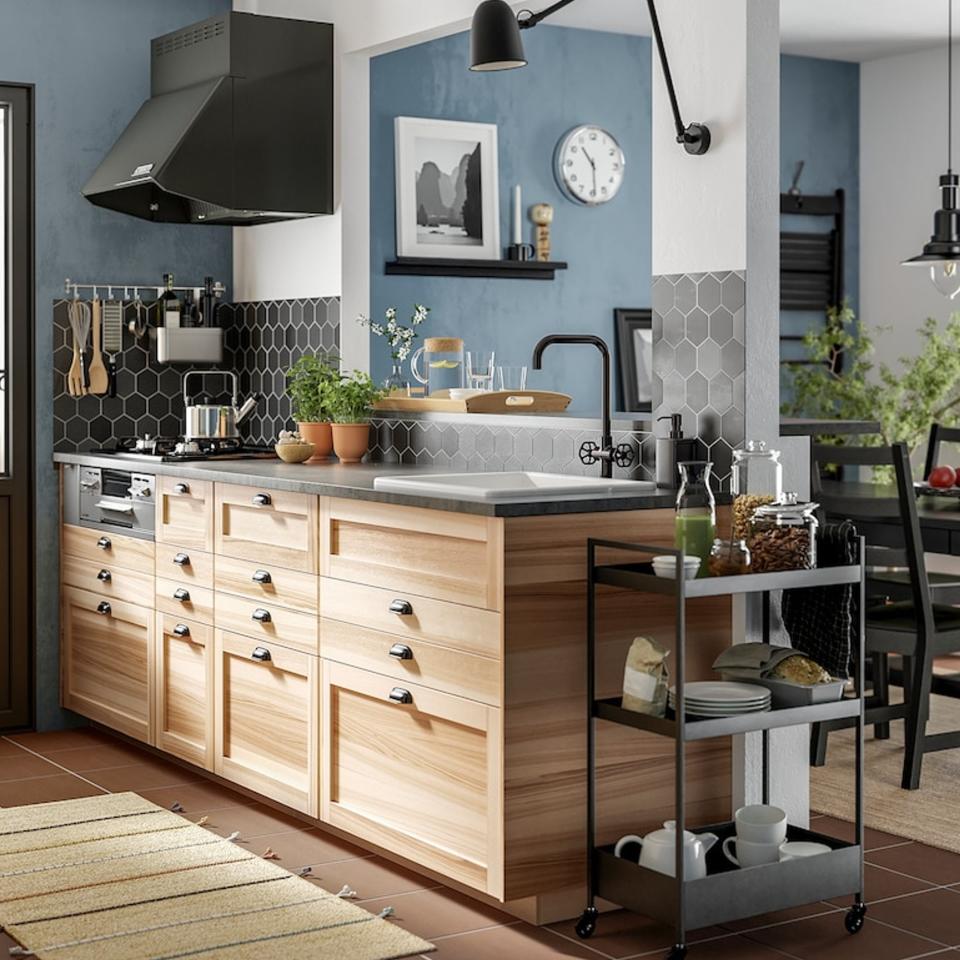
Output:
574,538,867,958
384,257,568,280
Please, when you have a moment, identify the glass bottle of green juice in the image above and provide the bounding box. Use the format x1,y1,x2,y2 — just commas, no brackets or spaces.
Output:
675,461,716,577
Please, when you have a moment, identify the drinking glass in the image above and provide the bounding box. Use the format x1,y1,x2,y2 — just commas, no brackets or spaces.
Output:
497,365,528,391
466,351,496,391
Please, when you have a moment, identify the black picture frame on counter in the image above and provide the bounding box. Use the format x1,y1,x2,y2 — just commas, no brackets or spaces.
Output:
614,308,653,413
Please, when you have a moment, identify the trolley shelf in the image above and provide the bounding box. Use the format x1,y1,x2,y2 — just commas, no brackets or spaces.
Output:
595,696,861,741
594,822,861,931
593,561,862,597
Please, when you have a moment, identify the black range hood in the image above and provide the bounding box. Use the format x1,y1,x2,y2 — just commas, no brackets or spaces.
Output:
83,12,333,226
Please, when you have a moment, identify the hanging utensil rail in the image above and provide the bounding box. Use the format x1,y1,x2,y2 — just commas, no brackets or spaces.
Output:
63,278,226,300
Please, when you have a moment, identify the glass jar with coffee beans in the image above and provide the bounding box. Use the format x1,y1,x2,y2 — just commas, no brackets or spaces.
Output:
731,441,783,541
747,494,819,572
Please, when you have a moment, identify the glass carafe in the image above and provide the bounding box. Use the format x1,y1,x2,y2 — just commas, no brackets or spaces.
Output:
410,337,465,396
675,461,716,577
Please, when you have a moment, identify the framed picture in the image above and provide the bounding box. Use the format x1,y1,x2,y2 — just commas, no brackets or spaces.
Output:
615,308,654,413
394,116,500,261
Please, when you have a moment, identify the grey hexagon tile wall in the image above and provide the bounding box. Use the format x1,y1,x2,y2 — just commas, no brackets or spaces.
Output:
52,298,340,451
652,271,745,486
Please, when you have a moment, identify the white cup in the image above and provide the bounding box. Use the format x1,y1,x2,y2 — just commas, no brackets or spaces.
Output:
778,840,831,862
722,835,780,868
734,804,787,844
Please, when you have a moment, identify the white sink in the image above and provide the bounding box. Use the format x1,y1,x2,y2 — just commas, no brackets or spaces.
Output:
373,471,656,502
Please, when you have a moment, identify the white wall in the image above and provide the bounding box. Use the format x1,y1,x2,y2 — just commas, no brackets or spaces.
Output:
861,44,960,373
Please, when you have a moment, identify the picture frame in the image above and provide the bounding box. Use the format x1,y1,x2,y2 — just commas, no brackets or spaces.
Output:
615,308,654,413
394,116,500,261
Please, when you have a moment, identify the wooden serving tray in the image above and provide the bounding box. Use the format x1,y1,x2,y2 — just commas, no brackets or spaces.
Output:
374,390,572,414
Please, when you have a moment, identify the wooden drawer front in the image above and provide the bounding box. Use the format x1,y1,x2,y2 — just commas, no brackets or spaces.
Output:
62,524,154,575
61,554,155,606
61,586,153,743
157,477,214,552
156,577,215,625
216,484,318,574
322,661,502,897
216,555,318,615
215,592,318,655
215,631,318,816
321,498,502,610
322,619,500,706
155,545,214,591
320,579,501,660
155,614,213,770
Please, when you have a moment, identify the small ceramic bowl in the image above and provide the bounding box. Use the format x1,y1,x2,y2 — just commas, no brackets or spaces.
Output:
651,555,701,580
274,441,315,464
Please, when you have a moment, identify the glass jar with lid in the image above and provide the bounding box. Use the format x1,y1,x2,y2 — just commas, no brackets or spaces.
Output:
747,493,819,572
731,440,783,541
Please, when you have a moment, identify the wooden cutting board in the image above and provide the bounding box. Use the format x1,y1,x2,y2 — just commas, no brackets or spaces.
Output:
374,390,572,414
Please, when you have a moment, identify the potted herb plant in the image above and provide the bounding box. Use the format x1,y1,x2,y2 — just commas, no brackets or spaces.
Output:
329,370,386,463
285,353,340,461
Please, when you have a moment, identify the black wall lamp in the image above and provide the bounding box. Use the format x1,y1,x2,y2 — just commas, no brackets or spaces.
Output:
469,0,711,156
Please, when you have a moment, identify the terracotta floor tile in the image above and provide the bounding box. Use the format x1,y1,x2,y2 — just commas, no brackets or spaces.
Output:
425,922,606,959
721,901,841,933
825,863,935,906
867,887,960,947
197,801,312,840
810,814,912,852
0,738,27,757
234,826,367,868
0,753,69,781
0,774,106,806
743,910,945,960
309,854,437,900
358,886,514,941
84,758,205,792
135,780,257,812
546,910,724,958
867,843,960,886
42,741,148,771
6,728,113,753
0,931,22,952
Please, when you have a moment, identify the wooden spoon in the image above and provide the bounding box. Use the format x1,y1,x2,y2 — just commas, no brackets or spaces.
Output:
87,299,109,396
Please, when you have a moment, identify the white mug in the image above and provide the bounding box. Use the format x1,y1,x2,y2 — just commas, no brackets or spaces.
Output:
722,835,780,868
734,804,787,844
778,841,831,861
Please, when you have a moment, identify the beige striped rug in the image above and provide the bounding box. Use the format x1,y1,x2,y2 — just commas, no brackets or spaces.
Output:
0,793,433,959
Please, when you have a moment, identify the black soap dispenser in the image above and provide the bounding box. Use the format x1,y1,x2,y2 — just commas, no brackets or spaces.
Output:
656,414,699,488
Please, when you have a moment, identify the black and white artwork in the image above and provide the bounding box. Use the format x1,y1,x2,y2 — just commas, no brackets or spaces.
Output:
615,308,654,413
395,117,499,260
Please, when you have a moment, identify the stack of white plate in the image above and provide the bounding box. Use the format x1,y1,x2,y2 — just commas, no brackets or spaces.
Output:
668,681,771,718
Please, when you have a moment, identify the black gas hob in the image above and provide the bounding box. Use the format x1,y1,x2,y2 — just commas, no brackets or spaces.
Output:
93,436,277,463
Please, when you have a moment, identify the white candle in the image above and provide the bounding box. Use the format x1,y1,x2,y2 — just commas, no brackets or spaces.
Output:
513,184,522,246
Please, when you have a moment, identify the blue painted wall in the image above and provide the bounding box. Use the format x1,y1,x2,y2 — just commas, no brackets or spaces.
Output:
780,55,860,370
370,26,652,411
1,0,232,729
371,35,860,410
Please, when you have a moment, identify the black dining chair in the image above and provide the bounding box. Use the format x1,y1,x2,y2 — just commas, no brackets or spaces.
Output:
810,441,960,789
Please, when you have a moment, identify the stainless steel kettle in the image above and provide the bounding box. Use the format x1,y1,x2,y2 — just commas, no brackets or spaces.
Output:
183,370,258,440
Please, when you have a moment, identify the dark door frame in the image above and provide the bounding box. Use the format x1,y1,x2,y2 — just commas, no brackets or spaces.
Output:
0,82,35,730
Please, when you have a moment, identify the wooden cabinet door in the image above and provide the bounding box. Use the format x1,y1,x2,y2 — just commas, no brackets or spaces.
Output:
156,477,214,553
216,484,318,573
322,661,503,897
214,631,318,815
155,614,213,770
61,586,153,743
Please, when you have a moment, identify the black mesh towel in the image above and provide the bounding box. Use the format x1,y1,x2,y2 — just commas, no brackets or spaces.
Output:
781,521,858,679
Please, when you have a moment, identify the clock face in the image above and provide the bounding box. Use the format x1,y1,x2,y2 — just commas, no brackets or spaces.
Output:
554,125,626,205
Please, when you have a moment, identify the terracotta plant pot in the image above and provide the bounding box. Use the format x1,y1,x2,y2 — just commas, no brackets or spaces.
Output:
296,421,333,461
331,423,371,464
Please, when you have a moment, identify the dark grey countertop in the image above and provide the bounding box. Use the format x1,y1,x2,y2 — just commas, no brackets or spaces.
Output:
779,418,881,436
53,452,676,517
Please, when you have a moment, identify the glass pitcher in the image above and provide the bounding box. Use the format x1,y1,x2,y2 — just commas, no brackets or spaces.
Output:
675,461,716,577
410,337,465,395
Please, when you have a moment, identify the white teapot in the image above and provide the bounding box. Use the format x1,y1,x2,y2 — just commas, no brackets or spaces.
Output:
614,821,718,879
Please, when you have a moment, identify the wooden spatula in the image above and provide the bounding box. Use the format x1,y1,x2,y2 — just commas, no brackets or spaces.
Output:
87,299,109,396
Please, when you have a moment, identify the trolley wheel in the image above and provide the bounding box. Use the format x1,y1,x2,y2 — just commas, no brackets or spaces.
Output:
665,946,687,960
575,907,598,939
844,903,867,934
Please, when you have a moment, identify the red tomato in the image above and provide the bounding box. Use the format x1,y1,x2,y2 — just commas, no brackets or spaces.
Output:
929,465,957,488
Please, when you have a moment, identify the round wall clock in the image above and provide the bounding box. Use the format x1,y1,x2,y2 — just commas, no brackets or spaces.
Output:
553,125,626,206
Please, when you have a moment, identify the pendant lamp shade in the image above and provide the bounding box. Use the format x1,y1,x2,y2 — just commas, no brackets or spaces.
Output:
470,0,527,71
